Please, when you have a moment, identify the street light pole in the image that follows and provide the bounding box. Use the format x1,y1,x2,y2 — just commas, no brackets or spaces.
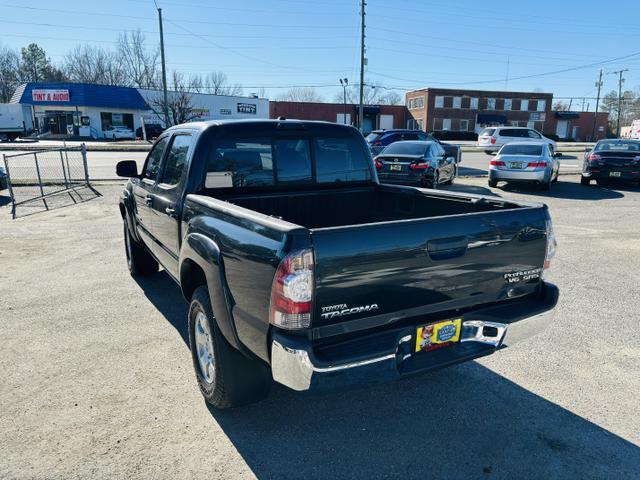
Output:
591,69,603,141
340,78,348,125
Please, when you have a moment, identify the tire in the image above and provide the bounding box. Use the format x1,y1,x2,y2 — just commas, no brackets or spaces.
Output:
540,177,551,191
488,179,498,188
188,286,271,409
580,175,591,186
552,168,559,183
427,171,439,189
123,219,158,276
443,166,456,185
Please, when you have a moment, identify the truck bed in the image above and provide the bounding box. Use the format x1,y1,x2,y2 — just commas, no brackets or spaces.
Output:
211,184,523,229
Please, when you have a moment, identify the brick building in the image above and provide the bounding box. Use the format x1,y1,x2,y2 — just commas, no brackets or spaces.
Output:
269,101,407,134
547,111,609,141
405,87,554,135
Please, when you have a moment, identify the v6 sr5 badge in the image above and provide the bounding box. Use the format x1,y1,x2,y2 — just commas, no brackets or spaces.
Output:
504,268,542,284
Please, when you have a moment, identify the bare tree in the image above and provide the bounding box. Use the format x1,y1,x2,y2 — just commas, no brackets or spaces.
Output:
206,71,243,96
277,87,324,102
149,71,207,126
377,91,403,105
64,45,126,85
117,30,159,88
552,101,570,111
333,80,387,105
0,43,21,102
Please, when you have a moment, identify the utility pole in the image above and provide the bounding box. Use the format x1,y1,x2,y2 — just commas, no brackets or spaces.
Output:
358,0,366,133
157,7,170,128
505,56,510,90
591,69,603,141
610,68,628,138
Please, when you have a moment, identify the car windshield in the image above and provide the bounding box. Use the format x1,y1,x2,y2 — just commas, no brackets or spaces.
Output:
382,142,428,155
480,128,496,136
500,144,543,156
594,141,640,152
365,132,382,143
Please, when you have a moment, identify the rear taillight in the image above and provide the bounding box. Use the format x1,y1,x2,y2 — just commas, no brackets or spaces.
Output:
269,249,314,329
490,159,505,166
373,141,382,146
409,162,429,170
527,161,547,168
374,158,382,169
544,217,557,271
588,153,601,164
490,137,497,144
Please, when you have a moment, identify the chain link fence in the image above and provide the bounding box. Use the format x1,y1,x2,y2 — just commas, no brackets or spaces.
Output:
3,144,92,218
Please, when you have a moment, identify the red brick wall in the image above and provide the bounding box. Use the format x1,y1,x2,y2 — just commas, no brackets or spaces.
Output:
269,101,408,129
547,112,609,141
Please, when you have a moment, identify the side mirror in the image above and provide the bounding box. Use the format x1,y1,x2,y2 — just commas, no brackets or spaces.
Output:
553,152,562,158
116,160,138,177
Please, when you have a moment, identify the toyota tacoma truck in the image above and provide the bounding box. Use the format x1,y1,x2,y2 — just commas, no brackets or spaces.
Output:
117,119,559,408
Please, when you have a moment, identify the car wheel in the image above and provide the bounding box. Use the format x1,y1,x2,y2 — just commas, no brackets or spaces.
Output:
580,175,591,186
443,166,456,185
188,286,271,409
488,179,498,188
123,218,158,276
540,177,552,191
427,171,439,189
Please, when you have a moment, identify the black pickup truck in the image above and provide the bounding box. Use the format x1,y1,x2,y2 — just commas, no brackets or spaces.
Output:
117,120,559,408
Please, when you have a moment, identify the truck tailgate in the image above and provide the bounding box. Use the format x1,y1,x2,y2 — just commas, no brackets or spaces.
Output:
311,207,549,330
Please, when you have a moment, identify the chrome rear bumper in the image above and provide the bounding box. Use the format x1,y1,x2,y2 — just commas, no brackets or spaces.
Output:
271,282,559,392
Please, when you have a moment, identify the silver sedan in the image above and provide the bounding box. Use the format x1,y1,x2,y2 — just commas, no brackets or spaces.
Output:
488,142,560,190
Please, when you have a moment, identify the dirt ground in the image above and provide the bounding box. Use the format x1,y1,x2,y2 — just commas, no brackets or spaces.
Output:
0,178,639,479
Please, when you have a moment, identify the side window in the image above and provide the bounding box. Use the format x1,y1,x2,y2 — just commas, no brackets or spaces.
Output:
206,138,274,188
528,130,542,139
403,133,420,141
315,137,371,183
274,139,312,183
142,136,170,180
385,133,401,144
160,134,192,186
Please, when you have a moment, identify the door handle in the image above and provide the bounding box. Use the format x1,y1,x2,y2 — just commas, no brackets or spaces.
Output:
165,207,177,217
427,236,469,260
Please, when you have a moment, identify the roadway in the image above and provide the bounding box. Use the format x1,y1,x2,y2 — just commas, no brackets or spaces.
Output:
2,149,584,181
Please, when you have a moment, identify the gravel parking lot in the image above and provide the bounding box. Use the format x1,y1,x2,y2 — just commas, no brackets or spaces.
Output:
1,177,639,479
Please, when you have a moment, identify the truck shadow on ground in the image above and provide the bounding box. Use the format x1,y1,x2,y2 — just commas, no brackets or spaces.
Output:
440,182,499,197
498,179,628,201
211,363,640,479
457,166,488,177
135,272,640,479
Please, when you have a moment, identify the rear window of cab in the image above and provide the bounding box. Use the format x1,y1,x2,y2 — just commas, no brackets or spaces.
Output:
204,136,372,189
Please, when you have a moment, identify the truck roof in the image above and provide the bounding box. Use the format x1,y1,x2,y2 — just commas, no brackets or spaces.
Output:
165,119,356,135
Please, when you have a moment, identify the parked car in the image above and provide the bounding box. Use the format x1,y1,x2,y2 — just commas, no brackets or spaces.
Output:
136,123,164,140
375,140,457,188
478,127,557,155
488,142,560,190
581,139,640,186
117,119,558,408
366,129,461,163
104,126,135,140
0,165,7,191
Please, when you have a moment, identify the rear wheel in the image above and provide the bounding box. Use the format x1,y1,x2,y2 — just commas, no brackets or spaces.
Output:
488,179,498,188
188,286,271,409
540,176,552,191
428,171,439,189
123,219,158,276
580,175,591,186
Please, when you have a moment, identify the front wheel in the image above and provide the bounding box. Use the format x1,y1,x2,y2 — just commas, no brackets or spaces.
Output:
426,171,439,189
188,286,271,409
123,219,158,276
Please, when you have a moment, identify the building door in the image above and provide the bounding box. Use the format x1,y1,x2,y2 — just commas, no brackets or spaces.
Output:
379,114,394,130
556,120,569,139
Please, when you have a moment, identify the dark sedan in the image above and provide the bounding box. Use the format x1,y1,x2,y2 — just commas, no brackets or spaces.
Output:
375,140,457,188
581,140,640,186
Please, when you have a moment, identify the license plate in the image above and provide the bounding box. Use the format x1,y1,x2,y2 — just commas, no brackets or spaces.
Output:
609,171,621,177
415,318,462,352
509,162,524,169
390,164,402,171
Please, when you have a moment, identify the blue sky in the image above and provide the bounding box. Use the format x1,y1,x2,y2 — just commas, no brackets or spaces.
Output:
1,0,639,105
